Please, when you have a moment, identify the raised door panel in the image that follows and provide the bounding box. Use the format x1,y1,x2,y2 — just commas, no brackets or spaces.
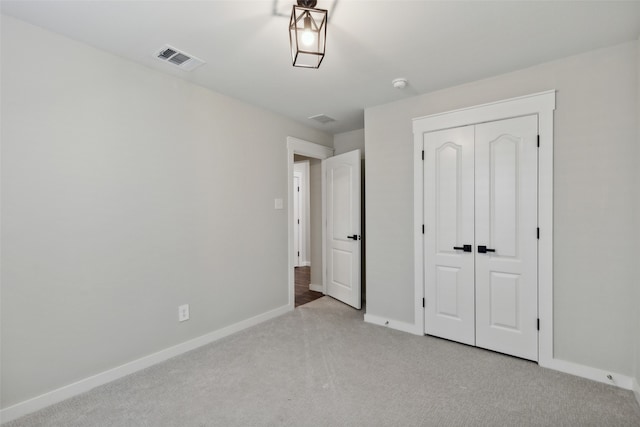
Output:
423,126,475,346
475,115,538,361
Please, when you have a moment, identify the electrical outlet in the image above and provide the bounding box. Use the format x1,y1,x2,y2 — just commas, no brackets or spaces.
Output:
178,304,189,322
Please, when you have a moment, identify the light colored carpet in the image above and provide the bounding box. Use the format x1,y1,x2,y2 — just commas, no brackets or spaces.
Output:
7,297,640,426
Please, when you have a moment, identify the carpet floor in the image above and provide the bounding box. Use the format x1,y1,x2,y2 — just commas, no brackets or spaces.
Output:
7,297,640,426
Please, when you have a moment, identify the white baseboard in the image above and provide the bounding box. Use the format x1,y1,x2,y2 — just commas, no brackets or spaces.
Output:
632,377,640,409
309,283,323,293
364,313,423,335
0,304,293,425
364,314,639,396
543,358,633,390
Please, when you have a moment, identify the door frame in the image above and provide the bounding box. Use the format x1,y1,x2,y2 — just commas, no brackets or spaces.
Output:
287,137,334,310
413,90,555,367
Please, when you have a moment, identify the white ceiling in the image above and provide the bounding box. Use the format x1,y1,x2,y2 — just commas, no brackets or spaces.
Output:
2,0,640,135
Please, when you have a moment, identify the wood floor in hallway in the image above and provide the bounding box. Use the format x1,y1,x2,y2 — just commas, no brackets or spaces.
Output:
294,266,323,307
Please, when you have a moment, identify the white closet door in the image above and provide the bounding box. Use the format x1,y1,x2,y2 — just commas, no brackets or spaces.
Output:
423,126,476,345
474,115,539,361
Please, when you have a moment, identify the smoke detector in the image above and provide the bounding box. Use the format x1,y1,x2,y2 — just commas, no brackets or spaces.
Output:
392,78,408,89
154,45,205,71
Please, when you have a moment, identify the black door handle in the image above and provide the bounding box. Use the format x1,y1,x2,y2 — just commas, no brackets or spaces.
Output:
453,244,472,252
477,245,495,253
347,235,360,240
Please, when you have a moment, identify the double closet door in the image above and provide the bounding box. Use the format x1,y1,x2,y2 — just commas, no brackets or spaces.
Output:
423,115,539,361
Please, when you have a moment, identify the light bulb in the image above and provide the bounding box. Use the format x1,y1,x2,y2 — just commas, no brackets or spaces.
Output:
301,29,315,46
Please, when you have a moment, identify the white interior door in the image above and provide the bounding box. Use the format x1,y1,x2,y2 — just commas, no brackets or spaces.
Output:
423,126,476,345
324,149,361,309
293,173,302,267
475,115,539,361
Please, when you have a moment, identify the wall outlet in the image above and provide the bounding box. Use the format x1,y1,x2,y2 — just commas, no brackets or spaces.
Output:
178,304,189,322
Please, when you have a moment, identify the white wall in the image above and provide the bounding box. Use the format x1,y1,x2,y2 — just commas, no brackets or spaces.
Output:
0,15,332,408
333,128,365,157
365,41,638,376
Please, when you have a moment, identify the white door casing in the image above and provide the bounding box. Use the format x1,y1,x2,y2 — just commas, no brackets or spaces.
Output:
416,90,556,368
324,149,362,309
423,126,476,345
474,115,539,361
413,91,555,366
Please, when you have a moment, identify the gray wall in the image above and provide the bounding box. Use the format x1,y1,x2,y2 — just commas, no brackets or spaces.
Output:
334,129,365,157
0,15,332,408
365,41,638,376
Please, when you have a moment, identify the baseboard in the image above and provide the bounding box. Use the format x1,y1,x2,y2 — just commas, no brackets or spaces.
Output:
544,358,634,390
632,377,640,408
302,261,311,267
0,304,293,425
309,283,323,293
364,312,423,335
363,315,638,395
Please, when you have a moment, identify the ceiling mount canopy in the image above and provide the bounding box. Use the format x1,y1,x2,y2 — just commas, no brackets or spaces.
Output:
289,0,327,69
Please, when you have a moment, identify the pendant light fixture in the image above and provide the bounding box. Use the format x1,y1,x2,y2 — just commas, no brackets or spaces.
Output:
289,0,327,68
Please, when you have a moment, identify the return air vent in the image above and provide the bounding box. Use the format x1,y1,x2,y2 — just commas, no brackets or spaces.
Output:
308,114,336,124
154,45,205,71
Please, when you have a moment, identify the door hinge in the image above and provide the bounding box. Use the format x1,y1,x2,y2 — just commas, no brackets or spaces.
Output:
422,150,424,160
537,228,540,239
422,298,425,308
422,224,425,234
297,219,300,224
537,318,540,331
297,251,300,256
537,135,540,147
297,186,300,192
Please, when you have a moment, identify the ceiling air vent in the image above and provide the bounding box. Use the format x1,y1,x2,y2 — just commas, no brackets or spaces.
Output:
154,45,205,71
308,114,336,124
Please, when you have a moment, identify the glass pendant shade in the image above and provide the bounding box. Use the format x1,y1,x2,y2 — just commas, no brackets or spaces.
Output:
289,4,327,68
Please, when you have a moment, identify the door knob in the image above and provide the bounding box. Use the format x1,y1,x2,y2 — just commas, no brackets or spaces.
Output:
477,245,495,253
453,244,472,252
347,235,360,240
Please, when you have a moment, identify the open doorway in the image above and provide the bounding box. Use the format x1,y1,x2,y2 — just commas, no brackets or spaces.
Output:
287,137,365,310
293,156,323,307
287,137,334,309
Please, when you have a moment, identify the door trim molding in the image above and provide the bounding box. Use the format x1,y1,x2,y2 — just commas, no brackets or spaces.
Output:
287,137,334,309
412,90,556,367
